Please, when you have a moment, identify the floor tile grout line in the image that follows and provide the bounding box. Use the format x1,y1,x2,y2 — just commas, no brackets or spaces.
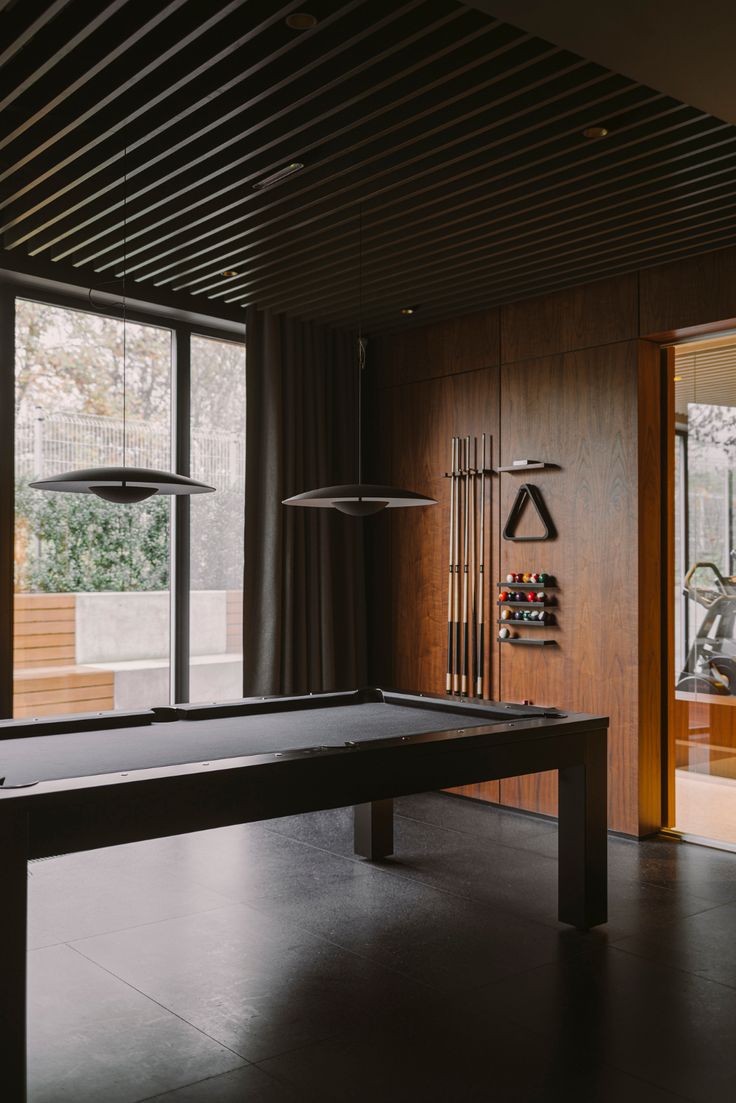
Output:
609,936,736,994
132,1063,298,1103
256,825,570,935
262,814,735,924
66,941,254,1065
30,897,245,951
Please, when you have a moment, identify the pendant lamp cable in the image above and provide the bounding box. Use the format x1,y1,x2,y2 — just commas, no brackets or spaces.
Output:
122,143,128,471
357,202,364,488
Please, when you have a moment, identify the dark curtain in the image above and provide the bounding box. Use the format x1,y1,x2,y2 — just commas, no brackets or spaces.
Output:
242,305,366,696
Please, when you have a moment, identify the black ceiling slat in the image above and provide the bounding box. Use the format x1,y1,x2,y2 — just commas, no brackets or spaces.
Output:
13,1,484,255
275,186,736,321
0,0,423,239
183,105,723,299
93,49,603,279
360,223,736,334
201,116,736,304
346,206,736,321
0,0,130,115
0,0,307,202
0,0,72,70
0,0,195,156
369,229,736,334
223,158,736,310
139,79,658,288
43,12,515,263
152,92,690,291
3,0,736,331
214,146,736,306
207,105,723,304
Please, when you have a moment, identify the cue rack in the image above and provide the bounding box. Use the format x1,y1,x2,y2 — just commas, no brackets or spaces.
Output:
444,435,491,698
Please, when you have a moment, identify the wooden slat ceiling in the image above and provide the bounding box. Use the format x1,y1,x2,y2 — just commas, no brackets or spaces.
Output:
3,0,736,334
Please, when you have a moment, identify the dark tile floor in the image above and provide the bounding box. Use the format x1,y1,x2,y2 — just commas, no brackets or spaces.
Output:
26,793,736,1102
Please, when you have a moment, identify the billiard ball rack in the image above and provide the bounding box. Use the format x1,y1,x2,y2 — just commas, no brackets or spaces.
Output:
497,573,559,646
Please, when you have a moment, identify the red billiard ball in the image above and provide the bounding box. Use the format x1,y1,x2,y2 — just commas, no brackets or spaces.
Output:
536,591,545,602
527,591,537,602
499,590,509,601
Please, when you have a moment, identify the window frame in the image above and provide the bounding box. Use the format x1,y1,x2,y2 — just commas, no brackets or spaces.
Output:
0,280,245,719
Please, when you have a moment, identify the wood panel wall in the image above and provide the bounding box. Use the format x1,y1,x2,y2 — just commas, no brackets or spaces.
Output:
368,269,669,836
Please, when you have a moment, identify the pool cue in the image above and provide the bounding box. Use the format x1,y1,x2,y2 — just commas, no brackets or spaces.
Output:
453,437,462,694
446,437,457,694
461,435,470,696
476,433,486,698
469,436,477,696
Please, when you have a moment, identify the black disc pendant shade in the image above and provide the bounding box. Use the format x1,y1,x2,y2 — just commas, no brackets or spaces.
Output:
30,141,218,506
31,467,214,503
283,204,435,518
283,484,435,515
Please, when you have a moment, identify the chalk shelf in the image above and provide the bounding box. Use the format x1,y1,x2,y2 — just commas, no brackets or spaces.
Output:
494,462,558,473
497,600,547,608
497,619,556,628
497,581,557,590
497,637,557,646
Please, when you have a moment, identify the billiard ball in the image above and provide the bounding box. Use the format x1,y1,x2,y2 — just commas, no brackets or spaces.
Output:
506,573,515,583
522,572,531,582
536,591,545,602
538,610,547,624
527,591,537,602
501,608,511,620
499,590,509,601
499,627,511,639
538,573,548,585
531,572,540,583
514,610,524,620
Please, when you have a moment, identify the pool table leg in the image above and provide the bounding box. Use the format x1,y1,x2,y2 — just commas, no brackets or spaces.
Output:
557,728,608,929
0,808,28,1102
353,799,394,860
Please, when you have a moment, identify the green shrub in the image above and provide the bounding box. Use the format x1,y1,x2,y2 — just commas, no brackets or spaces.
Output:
15,480,169,592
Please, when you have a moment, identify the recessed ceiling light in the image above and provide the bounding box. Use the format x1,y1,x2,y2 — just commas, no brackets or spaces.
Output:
400,306,419,316
252,162,304,191
221,270,238,277
582,126,609,139
286,12,317,30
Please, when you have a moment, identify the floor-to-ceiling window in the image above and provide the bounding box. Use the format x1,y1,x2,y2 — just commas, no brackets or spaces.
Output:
11,295,244,719
188,333,245,703
672,336,736,844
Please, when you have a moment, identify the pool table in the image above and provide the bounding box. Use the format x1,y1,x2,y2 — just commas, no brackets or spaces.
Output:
0,687,608,1100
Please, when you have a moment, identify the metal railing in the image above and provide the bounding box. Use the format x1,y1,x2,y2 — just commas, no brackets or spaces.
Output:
16,411,244,489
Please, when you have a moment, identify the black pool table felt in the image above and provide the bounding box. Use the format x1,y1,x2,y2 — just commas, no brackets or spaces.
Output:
0,702,502,787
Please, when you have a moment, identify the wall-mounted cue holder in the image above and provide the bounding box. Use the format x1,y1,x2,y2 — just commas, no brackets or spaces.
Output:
497,573,559,646
443,434,493,698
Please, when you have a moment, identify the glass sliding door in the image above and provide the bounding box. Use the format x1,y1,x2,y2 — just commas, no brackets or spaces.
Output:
672,336,736,843
14,298,173,717
188,333,245,703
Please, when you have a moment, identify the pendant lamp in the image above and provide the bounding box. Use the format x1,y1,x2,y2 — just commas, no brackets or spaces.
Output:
31,150,215,506
283,206,435,518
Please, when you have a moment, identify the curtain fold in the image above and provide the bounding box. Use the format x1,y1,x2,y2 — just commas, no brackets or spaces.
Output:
243,306,366,696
